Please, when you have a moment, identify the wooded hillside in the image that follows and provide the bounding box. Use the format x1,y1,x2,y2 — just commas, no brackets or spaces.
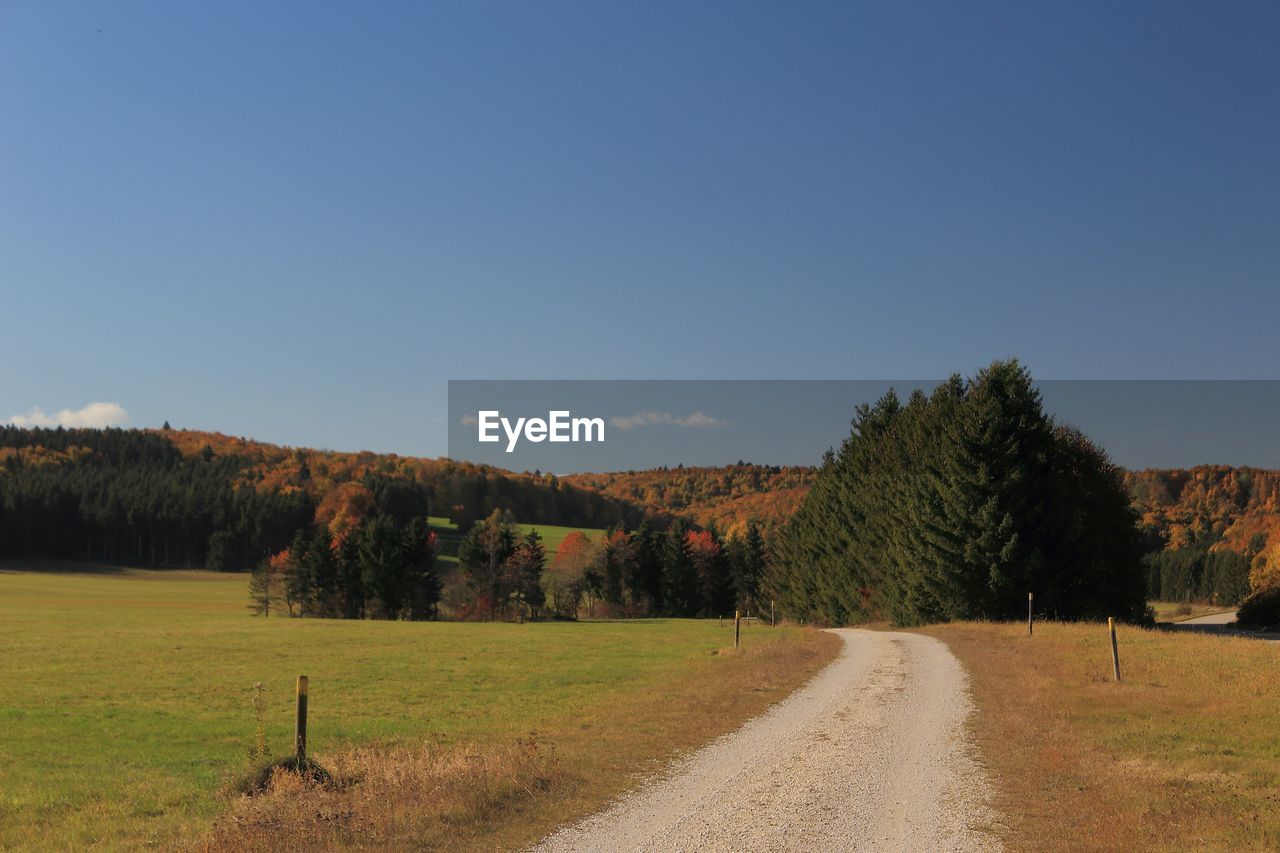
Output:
0,427,644,571
562,464,815,535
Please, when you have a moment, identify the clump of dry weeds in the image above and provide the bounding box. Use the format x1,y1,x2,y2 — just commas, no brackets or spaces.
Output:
205,735,560,851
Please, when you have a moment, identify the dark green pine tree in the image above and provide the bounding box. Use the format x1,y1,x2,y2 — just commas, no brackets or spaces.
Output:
661,521,699,617
404,517,441,620
693,526,734,618
507,529,547,619
630,523,665,615
284,528,315,617
305,527,341,617
732,519,767,613
336,525,365,619
359,514,410,619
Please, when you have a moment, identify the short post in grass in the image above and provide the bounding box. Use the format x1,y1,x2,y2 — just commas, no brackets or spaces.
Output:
734,609,741,649
771,599,775,628
1027,592,1034,636
295,675,309,762
1108,618,1121,682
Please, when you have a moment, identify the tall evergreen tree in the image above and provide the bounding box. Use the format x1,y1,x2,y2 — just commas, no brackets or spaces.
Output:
404,517,441,620
335,526,365,619
770,360,1148,626
661,521,699,616
731,520,767,612
359,514,409,619
505,529,547,619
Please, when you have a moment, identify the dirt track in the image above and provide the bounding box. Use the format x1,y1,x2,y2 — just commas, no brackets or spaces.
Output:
534,629,999,852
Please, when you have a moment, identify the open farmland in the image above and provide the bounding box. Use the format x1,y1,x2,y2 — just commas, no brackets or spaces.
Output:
922,621,1280,851
0,564,835,850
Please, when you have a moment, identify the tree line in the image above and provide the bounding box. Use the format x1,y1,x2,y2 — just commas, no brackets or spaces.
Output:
250,515,441,620
456,510,767,621
1142,539,1254,606
770,361,1150,626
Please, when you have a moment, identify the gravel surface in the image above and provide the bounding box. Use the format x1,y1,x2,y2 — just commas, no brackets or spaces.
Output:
534,629,1000,852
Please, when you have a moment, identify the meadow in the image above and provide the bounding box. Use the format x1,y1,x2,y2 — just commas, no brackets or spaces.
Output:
426,516,603,568
0,565,834,850
924,621,1280,851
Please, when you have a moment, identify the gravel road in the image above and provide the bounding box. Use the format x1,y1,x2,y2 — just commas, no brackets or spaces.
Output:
534,629,999,852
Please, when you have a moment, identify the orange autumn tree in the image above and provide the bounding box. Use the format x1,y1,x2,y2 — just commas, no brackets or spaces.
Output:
314,482,376,549
548,530,598,618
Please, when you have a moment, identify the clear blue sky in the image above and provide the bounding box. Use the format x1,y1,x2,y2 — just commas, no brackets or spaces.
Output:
3,1,1277,458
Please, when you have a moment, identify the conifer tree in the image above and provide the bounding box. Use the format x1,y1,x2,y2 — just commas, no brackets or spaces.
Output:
661,521,699,616
404,517,441,620
770,360,1147,626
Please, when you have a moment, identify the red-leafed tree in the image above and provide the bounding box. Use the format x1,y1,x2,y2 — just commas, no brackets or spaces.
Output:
686,529,733,617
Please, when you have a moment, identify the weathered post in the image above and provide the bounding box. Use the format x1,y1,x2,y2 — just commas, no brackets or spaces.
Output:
734,609,741,649
1108,618,1121,682
771,599,775,628
295,675,309,762
1028,592,1034,636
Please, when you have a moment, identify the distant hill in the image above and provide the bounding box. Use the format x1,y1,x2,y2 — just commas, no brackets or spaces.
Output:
0,427,646,570
563,464,817,535
6,425,1279,588
1124,466,1280,554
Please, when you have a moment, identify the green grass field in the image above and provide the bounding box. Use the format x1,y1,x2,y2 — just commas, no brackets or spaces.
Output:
0,565,815,849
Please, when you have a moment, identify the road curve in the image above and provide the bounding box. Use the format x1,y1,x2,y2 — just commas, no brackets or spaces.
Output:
534,629,999,852
1175,610,1237,625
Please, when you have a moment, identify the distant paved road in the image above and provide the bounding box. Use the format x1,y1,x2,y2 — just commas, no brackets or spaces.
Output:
534,629,999,852
1165,609,1280,641
1176,610,1238,626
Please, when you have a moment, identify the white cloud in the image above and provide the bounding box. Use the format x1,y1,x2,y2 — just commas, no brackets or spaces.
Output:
6,402,130,429
610,410,726,430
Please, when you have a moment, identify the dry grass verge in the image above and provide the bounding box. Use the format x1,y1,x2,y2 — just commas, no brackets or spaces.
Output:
203,627,840,851
923,621,1280,852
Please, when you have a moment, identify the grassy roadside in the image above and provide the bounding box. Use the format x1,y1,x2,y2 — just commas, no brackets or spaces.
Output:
922,622,1280,852
207,623,838,850
0,567,839,850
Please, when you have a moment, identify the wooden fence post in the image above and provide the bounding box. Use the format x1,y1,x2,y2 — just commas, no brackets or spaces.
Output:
295,675,309,762
1027,592,1034,636
1108,618,1121,682
771,599,775,628
734,610,741,649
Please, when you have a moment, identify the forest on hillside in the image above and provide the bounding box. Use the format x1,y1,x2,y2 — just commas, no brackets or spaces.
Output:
7,412,1280,622
1125,466,1280,604
0,426,646,571
562,464,814,535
